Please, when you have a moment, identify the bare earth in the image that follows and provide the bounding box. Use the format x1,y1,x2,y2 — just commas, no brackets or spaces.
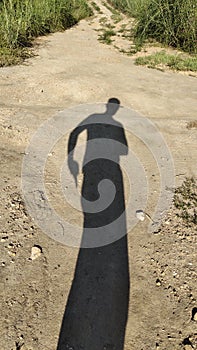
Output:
0,2,197,350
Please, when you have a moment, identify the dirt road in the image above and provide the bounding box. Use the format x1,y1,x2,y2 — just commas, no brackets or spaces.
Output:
0,2,197,350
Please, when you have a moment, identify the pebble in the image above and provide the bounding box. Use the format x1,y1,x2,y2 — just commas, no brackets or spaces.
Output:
135,210,145,221
8,251,16,257
165,220,170,225
29,245,42,260
192,307,197,321
185,345,193,350
1,236,8,242
156,279,161,286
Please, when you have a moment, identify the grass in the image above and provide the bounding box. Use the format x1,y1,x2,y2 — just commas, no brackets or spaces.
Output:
0,0,92,66
99,16,108,24
135,51,197,71
118,23,127,33
173,177,197,226
98,28,116,44
111,13,123,23
108,0,197,54
91,1,102,13
187,120,197,129
102,0,120,15
0,47,32,67
108,0,146,17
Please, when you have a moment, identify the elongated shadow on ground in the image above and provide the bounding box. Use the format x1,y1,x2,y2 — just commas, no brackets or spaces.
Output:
57,98,130,350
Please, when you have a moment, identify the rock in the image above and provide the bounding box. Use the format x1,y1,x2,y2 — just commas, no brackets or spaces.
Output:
165,220,170,225
1,236,8,242
192,307,197,321
8,251,16,257
136,210,145,221
156,278,161,286
29,245,42,260
185,345,193,350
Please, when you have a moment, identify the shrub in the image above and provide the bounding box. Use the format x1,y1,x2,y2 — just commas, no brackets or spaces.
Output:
135,0,197,53
108,0,197,53
0,0,91,49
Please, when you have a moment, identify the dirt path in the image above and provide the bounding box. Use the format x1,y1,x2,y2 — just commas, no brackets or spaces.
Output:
0,2,197,350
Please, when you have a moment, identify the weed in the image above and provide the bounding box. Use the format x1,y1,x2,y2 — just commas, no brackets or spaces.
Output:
98,28,116,44
0,0,92,66
105,22,116,29
0,47,32,67
99,16,108,24
187,120,197,129
111,13,123,23
102,1,119,15
109,0,197,54
135,51,197,72
135,0,196,54
91,1,102,13
173,177,197,226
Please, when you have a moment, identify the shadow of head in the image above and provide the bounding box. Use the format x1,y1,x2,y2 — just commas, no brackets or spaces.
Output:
106,97,120,116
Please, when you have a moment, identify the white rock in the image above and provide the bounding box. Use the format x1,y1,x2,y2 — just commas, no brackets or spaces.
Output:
136,210,145,221
30,245,42,260
185,345,193,350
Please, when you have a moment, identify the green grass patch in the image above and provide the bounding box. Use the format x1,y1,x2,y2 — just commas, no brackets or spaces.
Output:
135,0,196,54
91,1,102,13
99,16,108,24
102,1,120,15
0,0,92,66
108,0,148,17
105,22,116,29
98,28,116,44
0,47,33,66
135,51,197,71
118,24,127,33
108,0,197,54
111,13,123,23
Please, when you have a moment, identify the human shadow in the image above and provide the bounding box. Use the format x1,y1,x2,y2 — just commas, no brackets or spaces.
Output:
57,98,130,350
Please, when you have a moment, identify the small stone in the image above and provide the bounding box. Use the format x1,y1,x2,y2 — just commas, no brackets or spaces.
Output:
165,220,170,225
8,251,16,257
185,345,193,350
1,236,8,242
192,307,197,321
8,243,14,248
156,278,161,286
29,245,42,260
136,210,145,221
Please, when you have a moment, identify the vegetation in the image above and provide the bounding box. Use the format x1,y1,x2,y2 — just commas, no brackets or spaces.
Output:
135,51,197,72
102,0,120,15
111,12,123,23
0,0,92,66
108,0,197,54
174,177,197,226
187,120,197,129
108,0,147,17
98,27,116,44
91,1,102,13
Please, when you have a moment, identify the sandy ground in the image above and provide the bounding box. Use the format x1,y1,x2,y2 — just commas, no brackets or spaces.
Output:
0,2,197,350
